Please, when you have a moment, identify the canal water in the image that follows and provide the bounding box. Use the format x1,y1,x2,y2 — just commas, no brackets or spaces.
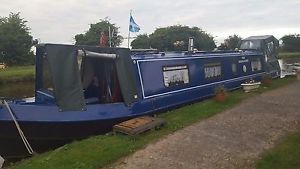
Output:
0,81,35,99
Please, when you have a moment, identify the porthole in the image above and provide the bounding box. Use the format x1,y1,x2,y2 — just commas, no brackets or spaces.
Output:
243,65,247,72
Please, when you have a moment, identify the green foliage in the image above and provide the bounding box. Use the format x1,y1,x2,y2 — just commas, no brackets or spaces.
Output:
74,19,123,47
0,12,34,66
131,34,150,49
148,25,216,51
280,34,300,52
8,77,296,169
224,34,242,50
214,85,227,95
256,131,300,169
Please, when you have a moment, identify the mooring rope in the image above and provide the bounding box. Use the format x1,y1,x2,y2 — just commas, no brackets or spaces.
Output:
3,100,34,155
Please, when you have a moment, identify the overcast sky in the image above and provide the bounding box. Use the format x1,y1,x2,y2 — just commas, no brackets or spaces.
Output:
1,0,299,47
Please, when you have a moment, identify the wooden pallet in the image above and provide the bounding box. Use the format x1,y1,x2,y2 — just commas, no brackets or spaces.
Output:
113,116,166,135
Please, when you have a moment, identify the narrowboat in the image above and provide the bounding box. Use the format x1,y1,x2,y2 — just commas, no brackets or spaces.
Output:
0,35,281,159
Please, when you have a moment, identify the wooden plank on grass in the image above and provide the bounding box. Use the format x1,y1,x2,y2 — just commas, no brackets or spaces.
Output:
113,116,166,135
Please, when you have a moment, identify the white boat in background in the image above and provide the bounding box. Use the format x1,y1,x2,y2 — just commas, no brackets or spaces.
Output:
278,59,297,78
292,63,300,71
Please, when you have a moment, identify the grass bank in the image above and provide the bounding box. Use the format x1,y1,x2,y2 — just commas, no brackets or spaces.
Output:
0,66,35,85
256,131,300,169
8,77,297,169
278,52,300,59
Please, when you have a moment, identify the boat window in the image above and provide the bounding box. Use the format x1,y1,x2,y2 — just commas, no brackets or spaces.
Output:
204,63,222,79
240,40,261,50
251,58,262,71
232,63,237,74
243,65,247,72
266,41,274,55
42,57,54,91
163,65,189,87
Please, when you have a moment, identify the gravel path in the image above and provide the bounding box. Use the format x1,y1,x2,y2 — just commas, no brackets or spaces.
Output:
108,82,300,169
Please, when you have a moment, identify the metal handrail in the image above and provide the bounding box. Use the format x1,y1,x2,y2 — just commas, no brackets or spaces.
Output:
77,49,117,60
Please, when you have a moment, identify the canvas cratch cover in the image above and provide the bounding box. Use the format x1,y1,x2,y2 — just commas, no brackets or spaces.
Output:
36,44,138,111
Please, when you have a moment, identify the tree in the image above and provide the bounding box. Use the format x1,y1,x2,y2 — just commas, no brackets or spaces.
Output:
75,19,122,47
217,43,228,50
223,34,242,50
281,34,300,52
0,12,34,65
148,25,216,51
131,34,151,49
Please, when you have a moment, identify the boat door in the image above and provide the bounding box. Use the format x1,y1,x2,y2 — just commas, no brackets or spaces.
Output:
237,56,251,76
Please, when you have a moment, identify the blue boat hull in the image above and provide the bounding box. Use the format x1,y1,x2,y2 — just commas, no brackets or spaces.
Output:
0,72,270,158
0,42,281,159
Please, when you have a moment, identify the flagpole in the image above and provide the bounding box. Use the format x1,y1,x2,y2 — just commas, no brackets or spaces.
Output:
128,31,130,48
128,10,132,49
109,25,111,47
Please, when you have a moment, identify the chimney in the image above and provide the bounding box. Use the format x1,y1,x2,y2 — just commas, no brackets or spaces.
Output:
188,37,194,52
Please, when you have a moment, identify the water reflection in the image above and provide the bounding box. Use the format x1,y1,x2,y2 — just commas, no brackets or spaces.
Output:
0,81,35,99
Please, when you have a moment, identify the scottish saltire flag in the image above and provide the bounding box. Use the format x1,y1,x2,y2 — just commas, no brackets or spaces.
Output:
129,15,140,32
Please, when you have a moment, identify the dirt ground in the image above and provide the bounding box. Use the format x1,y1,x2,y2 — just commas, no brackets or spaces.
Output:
107,81,300,169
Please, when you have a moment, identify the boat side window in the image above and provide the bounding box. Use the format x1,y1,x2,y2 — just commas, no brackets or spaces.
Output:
163,65,190,87
204,63,222,79
251,58,262,71
232,63,237,74
240,40,261,50
42,57,54,92
266,41,274,55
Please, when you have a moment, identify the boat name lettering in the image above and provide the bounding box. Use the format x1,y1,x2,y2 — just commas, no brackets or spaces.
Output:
238,59,249,63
